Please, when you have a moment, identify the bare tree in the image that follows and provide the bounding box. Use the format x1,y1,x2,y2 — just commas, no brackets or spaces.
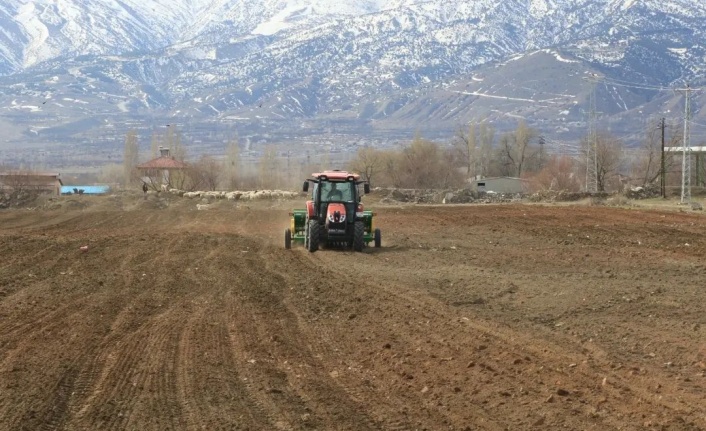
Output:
495,133,516,177
497,120,538,178
150,130,162,158
169,168,190,191
123,130,139,188
477,121,495,178
167,126,186,162
0,169,31,194
258,146,281,189
530,155,581,192
394,136,463,189
379,150,402,188
348,147,383,187
581,132,624,192
637,121,663,186
190,156,222,191
224,139,240,190
632,121,683,189
453,122,477,178
453,119,496,180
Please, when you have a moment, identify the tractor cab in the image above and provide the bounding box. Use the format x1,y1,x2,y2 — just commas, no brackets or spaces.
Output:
308,177,362,223
285,170,380,252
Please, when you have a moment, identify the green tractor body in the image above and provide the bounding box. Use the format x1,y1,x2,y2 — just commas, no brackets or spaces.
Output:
285,170,381,252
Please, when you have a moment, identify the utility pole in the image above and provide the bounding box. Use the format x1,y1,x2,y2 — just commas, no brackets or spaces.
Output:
660,117,666,198
584,75,599,193
679,84,692,204
538,135,546,169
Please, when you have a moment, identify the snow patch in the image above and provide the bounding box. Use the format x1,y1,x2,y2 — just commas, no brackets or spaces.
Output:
11,104,41,112
622,0,637,10
62,98,88,105
15,2,51,67
529,0,555,17
541,49,579,63
252,5,305,36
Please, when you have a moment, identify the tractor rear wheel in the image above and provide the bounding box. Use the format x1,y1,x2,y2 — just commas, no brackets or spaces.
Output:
284,228,292,249
374,228,381,248
353,221,365,252
307,220,319,252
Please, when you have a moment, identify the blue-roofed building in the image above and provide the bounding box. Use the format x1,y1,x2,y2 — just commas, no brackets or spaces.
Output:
61,185,111,195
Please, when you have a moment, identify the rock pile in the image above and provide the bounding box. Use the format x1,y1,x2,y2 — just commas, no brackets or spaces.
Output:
625,184,661,199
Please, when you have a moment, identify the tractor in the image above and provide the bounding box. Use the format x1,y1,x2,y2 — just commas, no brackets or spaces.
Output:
285,170,381,252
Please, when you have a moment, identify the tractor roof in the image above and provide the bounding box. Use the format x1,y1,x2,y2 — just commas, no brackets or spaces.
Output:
310,170,360,181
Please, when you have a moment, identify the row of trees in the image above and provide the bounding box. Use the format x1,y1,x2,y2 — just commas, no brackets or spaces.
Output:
350,118,702,193
117,127,322,191
111,120,703,194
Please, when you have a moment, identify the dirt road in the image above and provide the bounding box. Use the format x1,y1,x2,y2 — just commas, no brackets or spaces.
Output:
1,195,705,430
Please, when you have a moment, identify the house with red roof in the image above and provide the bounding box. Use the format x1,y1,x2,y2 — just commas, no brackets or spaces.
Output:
136,147,188,189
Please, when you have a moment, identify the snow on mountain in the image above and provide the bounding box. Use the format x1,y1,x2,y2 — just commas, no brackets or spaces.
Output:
0,0,705,159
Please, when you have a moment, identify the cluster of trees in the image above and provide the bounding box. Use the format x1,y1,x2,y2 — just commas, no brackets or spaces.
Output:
350,120,577,190
110,119,704,194
350,118,703,193
116,127,321,192
119,128,243,192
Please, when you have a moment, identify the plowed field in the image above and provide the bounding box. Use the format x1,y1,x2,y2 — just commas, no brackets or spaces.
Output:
1,194,705,430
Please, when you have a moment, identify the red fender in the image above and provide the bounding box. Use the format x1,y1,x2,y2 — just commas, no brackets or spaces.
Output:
306,200,315,217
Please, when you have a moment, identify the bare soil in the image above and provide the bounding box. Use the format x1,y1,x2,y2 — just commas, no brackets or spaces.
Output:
1,193,705,430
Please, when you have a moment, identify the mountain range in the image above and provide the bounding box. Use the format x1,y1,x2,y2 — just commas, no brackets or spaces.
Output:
1,0,705,168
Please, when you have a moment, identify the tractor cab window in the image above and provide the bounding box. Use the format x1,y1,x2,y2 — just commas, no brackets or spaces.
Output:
321,181,353,202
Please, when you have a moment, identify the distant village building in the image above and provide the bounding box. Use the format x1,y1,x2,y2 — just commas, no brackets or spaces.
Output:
136,147,188,189
0,172,63,196
61,185,111,195
471,177,529,194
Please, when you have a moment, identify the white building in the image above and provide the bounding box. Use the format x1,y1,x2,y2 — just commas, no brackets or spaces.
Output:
471,177,529,194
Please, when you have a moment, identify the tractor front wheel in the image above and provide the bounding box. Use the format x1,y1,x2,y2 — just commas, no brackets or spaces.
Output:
353,221,365,252
374,228,381,248
284,228,292,249
307,220,319,252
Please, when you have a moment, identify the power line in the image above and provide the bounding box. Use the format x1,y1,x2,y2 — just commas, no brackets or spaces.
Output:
590,75,704,93
688,119,706,128
603,82,669,92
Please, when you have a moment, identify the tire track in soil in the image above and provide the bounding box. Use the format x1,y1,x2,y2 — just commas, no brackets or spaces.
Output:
0,304,100,429
64,234,209,430
268,248,503,431
219,241,387,430
309,209,705,430
2,205,705,431
270,244,684,430
76,307,187,431
175,295,267,430
271,254,418,431
22,366,80,431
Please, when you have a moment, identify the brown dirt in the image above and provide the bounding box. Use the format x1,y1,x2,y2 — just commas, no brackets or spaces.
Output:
1,194,705,430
